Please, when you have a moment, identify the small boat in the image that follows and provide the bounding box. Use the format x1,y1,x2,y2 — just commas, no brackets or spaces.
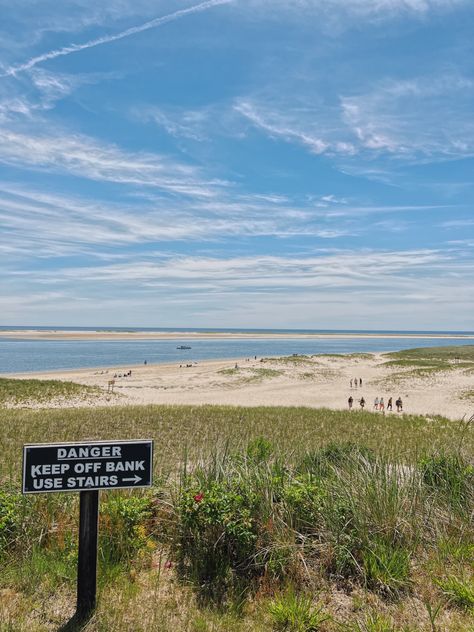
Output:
176,345,192,349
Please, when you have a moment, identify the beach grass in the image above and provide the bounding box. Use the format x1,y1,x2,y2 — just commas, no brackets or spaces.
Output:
0,377,100,407
1,405,473,484
377,345,474,387
0,405,472,631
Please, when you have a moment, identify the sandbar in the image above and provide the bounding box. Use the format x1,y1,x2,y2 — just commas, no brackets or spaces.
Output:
1,330,473,341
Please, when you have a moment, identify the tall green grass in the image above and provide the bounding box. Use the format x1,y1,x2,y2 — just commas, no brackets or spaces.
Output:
0,404,473,630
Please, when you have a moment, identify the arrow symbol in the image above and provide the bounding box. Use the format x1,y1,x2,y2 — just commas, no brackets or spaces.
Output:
122,475,142,484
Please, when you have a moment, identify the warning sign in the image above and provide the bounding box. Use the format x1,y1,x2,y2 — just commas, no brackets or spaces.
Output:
22,440,153,494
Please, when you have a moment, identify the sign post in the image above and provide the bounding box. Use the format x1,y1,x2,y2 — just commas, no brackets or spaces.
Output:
77,489,99,618
22,439,153,621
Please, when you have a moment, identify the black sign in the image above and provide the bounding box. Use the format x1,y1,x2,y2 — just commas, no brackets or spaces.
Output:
23,440,153,494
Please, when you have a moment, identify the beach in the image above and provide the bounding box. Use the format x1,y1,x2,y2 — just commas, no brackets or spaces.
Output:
1,329,474,341
7,352,473,420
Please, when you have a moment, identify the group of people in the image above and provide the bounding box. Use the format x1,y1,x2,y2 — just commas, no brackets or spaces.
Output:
113,369,132,378
350,378,363,388
347,394,403,412
373,396,403,412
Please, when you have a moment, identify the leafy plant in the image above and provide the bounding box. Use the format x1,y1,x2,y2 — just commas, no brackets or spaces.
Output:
268,590,329,631
362,540,411,594
100,494,154,565
346,612,399,632
436,575,474,611
0,489,22,553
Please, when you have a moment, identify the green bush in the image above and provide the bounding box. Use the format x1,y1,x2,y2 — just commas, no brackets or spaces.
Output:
100,494,154,565
0,489,22,553
247,436,273,463
176,477,260,596
268,590,329,631
281,475,325,534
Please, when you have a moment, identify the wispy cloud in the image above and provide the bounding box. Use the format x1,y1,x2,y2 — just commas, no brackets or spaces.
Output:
232,72,474,165
245,0,468,19
0,129,225,196
0,183,352,263
1,0,232,78
235,100,356,156
341,75,474,158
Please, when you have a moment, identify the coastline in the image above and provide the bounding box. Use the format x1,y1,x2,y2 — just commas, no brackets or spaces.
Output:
1,329,473,341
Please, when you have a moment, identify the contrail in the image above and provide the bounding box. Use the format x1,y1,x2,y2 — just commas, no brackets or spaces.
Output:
2,0,232,78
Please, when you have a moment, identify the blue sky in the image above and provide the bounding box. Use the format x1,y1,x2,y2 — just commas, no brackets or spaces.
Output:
0,0,473,329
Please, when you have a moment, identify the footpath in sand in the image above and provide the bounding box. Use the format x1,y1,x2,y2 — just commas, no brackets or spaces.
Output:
7,353,474,420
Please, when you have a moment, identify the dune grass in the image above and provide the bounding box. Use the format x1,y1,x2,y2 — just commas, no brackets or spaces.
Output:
0,403,473,631
0,377,101,406
378,345,474,387
1,405,473,483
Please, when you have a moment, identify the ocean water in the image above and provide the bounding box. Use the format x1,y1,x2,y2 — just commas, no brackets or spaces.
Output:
0,329,473,374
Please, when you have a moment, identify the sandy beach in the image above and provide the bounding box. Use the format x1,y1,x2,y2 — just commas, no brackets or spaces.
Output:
7,352,474,420
1,330,474,341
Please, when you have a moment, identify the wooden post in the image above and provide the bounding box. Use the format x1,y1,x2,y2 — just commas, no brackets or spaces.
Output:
76,490,99,620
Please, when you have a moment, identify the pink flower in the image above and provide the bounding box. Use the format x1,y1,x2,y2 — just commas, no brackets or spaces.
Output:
193,492,204,503
164,560,173,569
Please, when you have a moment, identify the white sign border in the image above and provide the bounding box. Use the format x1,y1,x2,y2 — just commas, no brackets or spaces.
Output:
22,439,154,495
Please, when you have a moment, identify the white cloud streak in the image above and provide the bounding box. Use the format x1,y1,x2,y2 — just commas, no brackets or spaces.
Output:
0,129,224,196
1,0,232,78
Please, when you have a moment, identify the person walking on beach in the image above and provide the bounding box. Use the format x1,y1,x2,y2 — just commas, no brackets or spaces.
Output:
359,378,362,387
348,396,353,409
379,397,384,412
396,397,403,412
387,397,392,411
354,377,358,388
360,397,365,409
350,379,353,388
374,396,379,410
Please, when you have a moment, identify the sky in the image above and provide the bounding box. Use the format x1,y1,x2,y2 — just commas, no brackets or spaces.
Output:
0,0,473,330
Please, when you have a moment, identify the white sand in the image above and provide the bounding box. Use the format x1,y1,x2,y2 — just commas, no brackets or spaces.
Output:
6,353,474,420
1,330,473,341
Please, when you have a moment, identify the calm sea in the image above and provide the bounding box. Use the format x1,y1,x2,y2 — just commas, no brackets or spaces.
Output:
0,328,473,374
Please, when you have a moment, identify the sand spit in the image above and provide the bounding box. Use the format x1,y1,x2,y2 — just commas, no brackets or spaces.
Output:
1,330,474,341
6,353,474,420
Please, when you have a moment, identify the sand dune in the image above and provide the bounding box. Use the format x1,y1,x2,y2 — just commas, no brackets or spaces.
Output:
7,353,474,420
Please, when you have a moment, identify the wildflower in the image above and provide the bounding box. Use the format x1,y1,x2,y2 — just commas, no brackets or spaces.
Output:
164,560,173,569
193,492,204,503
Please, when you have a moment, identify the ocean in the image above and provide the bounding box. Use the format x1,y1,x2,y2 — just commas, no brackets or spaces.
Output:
0,328,473,374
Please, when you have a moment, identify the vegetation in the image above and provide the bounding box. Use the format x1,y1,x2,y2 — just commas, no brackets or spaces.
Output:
218,367,284,383
379,345,474,385
0,404,473,630
0,377,101,407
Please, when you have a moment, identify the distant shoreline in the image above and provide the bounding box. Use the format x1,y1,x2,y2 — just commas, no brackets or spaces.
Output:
1,330,474,341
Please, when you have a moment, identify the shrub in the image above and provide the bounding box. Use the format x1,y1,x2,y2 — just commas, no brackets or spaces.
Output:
99,494,154,565
176,477,260,597
281,475,325,534
0,489,22,554
247,436,273,463
268,590,329,631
